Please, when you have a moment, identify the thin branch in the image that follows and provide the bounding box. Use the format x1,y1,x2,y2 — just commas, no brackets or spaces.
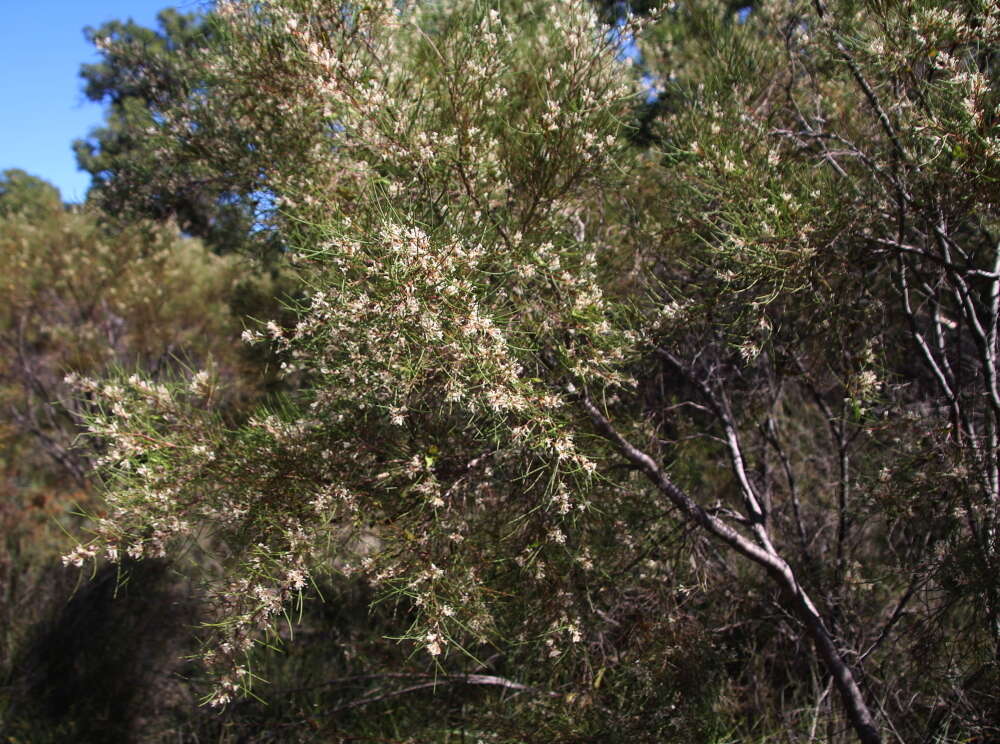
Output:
858,575,924,663
319,673,553,716
871,237,1000,279
654,349,773,545
570,378,882,744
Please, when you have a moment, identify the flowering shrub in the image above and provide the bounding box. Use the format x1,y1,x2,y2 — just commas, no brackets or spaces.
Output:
62,0,1000,740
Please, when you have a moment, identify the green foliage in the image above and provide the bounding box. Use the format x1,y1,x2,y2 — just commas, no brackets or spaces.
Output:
0,183,260,446
0,177,284,741
6,0,998,742
0,169,62,220
74,10,277,257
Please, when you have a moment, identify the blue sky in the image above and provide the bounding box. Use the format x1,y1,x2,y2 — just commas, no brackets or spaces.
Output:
1,0,208,203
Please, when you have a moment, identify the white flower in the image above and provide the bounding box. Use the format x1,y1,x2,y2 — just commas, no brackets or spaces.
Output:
425,630,444,656
287,567,308,590
569,623,583,643
190,369,212,395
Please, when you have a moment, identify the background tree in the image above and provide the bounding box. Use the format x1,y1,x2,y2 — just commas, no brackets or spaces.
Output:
74,9,279,257
0,169,63,220
0,173,282,740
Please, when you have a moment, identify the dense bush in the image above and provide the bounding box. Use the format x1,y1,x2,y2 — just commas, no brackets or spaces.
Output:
3,0,1000,741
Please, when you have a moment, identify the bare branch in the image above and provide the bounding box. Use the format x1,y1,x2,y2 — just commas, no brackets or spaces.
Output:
570,379,882,744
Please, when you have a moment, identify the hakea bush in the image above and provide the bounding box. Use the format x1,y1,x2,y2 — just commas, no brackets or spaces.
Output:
64,0,1000,736
65,220,641,704
66,0,648,705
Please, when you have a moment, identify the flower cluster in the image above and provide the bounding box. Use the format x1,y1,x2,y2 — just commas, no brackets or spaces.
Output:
63,0,645,704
